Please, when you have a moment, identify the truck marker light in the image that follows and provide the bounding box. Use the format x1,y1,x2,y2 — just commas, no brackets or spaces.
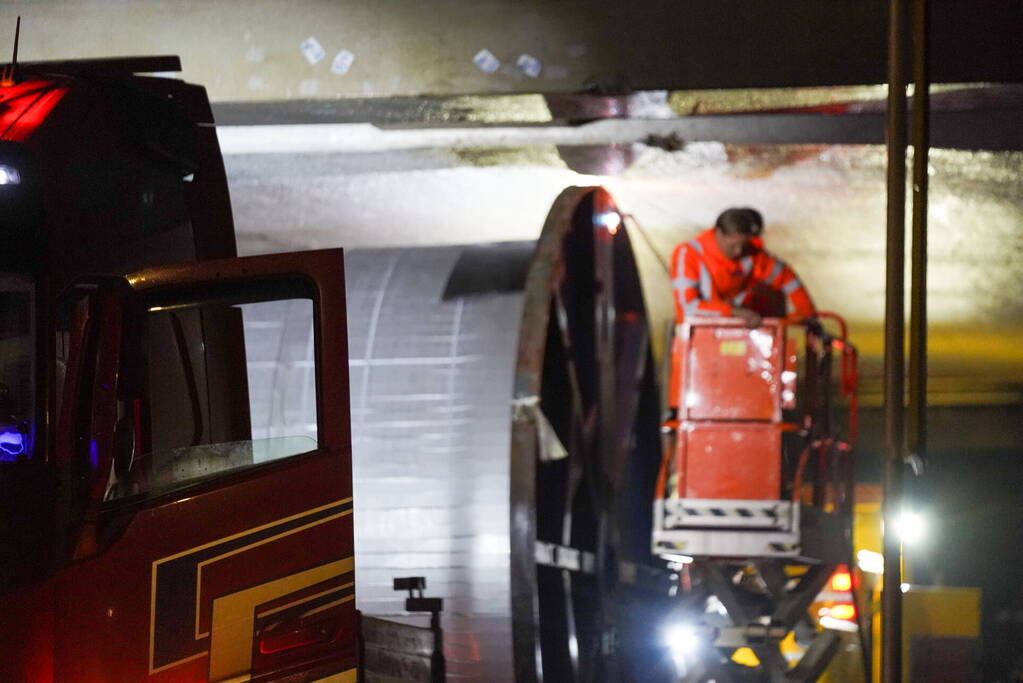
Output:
1,84,68,142
0,428,24,458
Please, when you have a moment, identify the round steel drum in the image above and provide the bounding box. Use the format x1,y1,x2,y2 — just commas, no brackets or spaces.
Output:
346,187,671,682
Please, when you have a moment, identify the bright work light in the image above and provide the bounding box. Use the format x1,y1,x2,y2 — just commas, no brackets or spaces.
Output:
0,165,21,185
596,210,621,234
664,622,702,657
894,509,927,545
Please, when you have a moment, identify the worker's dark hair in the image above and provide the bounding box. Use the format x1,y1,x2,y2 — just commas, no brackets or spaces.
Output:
715,207,763,236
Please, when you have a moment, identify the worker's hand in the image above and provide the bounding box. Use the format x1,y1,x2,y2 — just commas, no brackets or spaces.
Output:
733,307,762,328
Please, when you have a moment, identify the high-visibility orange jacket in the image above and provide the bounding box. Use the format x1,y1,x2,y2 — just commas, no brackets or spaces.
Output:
670,228,815,322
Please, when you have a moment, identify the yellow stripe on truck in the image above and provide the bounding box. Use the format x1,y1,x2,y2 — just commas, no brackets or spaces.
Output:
208,557,354,680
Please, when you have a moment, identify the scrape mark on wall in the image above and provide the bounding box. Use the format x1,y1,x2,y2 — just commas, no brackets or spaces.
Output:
332,50,356,75
300,36,326,65
473,49,501,73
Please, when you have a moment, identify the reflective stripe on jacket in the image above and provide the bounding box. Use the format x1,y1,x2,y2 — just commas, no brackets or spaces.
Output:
670,227,815,321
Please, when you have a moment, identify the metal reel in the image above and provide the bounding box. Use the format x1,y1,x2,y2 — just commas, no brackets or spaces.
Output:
510,186,673,683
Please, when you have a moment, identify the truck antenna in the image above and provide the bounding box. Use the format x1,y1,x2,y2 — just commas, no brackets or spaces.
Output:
12,16,19,68
2,16,19,86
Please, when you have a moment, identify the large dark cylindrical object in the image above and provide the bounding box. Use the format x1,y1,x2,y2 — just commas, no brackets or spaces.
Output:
345,187,670,682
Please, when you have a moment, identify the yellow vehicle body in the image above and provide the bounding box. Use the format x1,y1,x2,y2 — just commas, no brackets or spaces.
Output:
730,486,981,682
853,486,983,682
870,586,981,683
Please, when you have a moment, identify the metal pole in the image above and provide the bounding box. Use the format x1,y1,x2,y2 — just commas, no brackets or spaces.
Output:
882,0,908,680
908,0,929,480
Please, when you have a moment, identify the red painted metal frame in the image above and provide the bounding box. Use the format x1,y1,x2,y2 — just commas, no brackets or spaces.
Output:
0,59,325,682
673,318,788,501
655,313,859,508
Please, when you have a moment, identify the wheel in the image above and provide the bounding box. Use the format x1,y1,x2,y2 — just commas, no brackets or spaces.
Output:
511,186,673,683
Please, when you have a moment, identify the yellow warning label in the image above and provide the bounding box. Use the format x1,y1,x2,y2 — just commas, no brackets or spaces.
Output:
720,340,747,356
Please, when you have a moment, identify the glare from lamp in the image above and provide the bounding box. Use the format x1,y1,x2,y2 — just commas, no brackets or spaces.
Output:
894,509,927,545
596,210,621,234
664,623,702,658
0,165,21,185
706,595,728,617
828,603,856,620
661,553,694,566
857,549,884,574
820,615,860,632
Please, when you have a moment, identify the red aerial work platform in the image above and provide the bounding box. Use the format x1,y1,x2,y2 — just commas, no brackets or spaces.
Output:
653,314,861,682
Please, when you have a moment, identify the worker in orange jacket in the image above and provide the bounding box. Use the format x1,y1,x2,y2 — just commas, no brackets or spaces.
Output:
667,207,816,410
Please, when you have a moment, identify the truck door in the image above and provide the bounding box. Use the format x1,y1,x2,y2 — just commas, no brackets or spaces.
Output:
52,249,355,682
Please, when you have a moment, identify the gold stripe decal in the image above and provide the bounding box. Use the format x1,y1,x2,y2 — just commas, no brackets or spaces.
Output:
149,499,354,674
209,558,354,680
195,507,354,639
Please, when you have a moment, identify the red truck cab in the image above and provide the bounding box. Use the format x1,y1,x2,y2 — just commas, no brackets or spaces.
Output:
0,58,357,682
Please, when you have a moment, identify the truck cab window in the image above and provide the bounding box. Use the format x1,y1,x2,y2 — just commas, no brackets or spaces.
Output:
107,296,318,501
0,274,35,461
0,273,46,591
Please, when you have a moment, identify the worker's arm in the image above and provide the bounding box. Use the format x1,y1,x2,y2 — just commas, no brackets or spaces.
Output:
751,252,816,319
670,241,733,321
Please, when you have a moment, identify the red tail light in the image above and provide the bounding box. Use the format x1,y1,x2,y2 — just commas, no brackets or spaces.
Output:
252,605,358,677
830,568,853,593
0,81,68,142
259,620,343,655
828,603,856,621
